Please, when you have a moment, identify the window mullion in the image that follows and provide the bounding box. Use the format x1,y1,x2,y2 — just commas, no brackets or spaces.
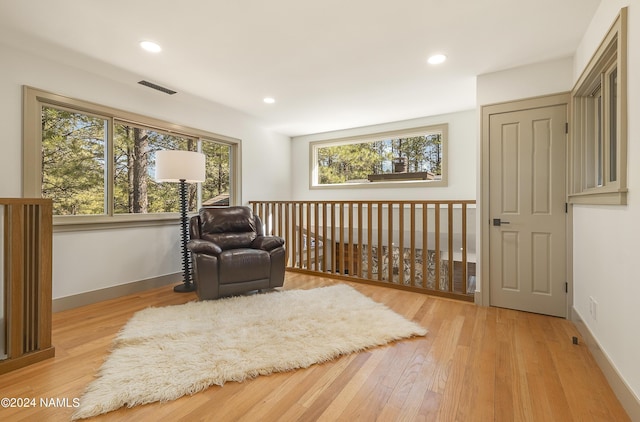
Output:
106,117,115,216
603,72,611,187
196,139,203,210
597,78,603,188
607,65,618,185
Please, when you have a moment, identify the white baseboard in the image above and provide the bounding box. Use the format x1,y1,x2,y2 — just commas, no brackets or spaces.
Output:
52,273,182,312
572,307,640,421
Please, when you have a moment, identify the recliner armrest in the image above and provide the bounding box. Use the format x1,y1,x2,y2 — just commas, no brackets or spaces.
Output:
251,235,284,252
187,239,223,256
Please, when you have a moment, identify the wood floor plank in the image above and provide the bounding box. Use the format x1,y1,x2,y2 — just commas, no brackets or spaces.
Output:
0,272,630,421
315,349,387,421
374,338,433,421
332,339,423,420
296,351,371,421
453,305,495,422
434,345,470,421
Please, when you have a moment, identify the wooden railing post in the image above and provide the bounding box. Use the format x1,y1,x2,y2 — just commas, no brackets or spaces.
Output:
0,198,55,375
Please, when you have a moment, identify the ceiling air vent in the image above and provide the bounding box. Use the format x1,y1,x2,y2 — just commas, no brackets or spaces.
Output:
138,80,177,95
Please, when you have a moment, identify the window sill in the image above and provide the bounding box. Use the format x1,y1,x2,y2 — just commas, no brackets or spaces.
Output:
311,179,447,189
568,189,627,205
53,213,187,232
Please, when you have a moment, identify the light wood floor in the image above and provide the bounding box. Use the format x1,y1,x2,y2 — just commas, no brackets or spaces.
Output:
0,272,629,421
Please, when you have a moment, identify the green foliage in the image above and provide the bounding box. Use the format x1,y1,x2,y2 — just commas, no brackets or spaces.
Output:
113,123,197,213
317,133,442,184
41,107,106,215
317,143,383,184
201,141,230,204
41,106,231,216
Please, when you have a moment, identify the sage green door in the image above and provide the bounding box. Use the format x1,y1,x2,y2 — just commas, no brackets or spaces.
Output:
489,104,567,317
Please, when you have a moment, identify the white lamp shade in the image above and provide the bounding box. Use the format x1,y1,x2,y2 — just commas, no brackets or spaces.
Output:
155,150,206,183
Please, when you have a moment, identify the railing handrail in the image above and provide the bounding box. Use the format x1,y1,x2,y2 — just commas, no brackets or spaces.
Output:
250,200,476,205
0,197,53,205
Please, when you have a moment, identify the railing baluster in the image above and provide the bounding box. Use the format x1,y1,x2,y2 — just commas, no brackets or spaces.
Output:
423,203,428,290
291,203,297,268
448,203,454,293
268,202,274,235
313,203,319,272
322,203,327,273
330,203,336,274
278,203,283,240
285,203,291,267
305,202,311,269
462,202,468,295
398,202,404,286
367,202,372,279
298,203,304,269
357,203,363,278
410,203,416,287
348,203,354,276
387,202,393,283
435,204,441,291
338,202,345,275
248,200,475,302
377,202,383,282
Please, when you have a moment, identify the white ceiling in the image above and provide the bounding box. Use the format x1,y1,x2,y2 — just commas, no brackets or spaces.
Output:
0,0,600,136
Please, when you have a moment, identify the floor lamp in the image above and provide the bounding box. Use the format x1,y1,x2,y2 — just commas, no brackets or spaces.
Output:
155,150,206,293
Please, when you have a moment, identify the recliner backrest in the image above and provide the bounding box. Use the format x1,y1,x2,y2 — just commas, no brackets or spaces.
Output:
198,206,257,250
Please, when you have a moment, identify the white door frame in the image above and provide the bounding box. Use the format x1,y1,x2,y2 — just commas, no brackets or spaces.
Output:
479,92,572,317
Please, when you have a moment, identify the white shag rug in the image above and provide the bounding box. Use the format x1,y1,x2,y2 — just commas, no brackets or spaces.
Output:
73,284,427,420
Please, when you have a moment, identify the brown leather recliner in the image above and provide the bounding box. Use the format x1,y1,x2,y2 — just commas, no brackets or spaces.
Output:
187,206,285,300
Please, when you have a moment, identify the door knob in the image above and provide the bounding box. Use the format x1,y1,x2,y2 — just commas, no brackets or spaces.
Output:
493,218,510,226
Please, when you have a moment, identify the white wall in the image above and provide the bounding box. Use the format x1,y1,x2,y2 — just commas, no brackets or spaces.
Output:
0,41,291,300
477,56,574,106
291,110,477,201
572,0,640,403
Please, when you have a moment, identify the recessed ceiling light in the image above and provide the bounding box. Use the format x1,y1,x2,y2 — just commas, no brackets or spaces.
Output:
140,41,162,53
428,54,447,65
263,97,276,104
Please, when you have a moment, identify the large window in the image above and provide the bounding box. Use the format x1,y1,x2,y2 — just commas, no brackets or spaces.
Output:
41,106,108,215
113,121,198,215
311,124,447,188
570,8,627,205
24,87,239,226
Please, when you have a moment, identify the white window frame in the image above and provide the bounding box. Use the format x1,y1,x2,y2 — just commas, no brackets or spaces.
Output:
23,86,242,230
